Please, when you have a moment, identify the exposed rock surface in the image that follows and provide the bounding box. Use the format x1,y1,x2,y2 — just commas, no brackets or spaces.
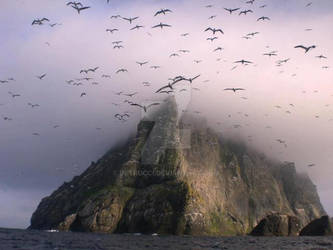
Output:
250,213,301,236
300,216,333,236
29,97,326,235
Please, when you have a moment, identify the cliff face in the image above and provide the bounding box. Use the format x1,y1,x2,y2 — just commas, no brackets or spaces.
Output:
29,97,326,235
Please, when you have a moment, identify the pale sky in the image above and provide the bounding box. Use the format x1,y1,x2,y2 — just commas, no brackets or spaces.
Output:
0,0,333,229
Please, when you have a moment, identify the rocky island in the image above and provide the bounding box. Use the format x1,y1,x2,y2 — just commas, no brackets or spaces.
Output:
29,97,326,236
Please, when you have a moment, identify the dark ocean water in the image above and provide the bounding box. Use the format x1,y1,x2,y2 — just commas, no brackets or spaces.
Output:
1,228,333,250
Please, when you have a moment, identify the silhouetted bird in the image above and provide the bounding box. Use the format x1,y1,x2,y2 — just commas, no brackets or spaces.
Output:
224,8,240,14
316,55,327,59
234,60,252,64
207,37,218,42
224,88,245,93
239,10,253,15
136,61,148,66
72,5,90,14
205,27,224,35
32,18,49,25
122,17,139,24
294,45,316,53
116,68,128,73
257,16,270,21
130,25,144,30
130,103,160,112
152,23,171,29
106,29,118,33
154,9,172,16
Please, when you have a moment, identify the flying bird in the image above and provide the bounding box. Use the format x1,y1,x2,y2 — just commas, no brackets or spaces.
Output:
154,9,172,16
234,60,253,64
136,61,148,66
224,8,240,14
71,5,90,14
49,23,62,27
32,18,49,25
116,68,128,73
214,47,223,52
8,91,20,98
276,139,286,145
36,74,46,80
130,103,160,112
224,88,245,93
277,58,290,64
150,65,160,69
112,41,123,45
263,52,278,57
110,15,121,19
207,37,218,42
205,27,224,35
257,16,270,21
316,55,327,59
247,32,259,36
66,2,83,7
80,67,99,74
106,28,118,33
152,22,171,29
130,25,144,30
2,116,12,121
170,53,180,57
239,10,253,15
122,17,139,24
142,82,151,86
28,103,40,108
123,92,138,97
294,45,316,53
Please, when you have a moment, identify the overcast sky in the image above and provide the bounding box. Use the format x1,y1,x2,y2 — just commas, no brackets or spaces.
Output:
0,0,333,229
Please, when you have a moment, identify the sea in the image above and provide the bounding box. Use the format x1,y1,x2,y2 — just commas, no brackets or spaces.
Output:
1,227,332,250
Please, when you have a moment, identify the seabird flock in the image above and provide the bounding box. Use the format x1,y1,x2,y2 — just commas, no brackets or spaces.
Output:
1,0,332,168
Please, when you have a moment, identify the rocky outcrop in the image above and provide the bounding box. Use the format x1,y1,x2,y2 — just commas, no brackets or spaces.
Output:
250,213,301,236
29,97,326,235
300,216,333,236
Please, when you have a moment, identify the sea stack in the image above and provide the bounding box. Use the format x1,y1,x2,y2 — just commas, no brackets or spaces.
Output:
29,97,326,236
